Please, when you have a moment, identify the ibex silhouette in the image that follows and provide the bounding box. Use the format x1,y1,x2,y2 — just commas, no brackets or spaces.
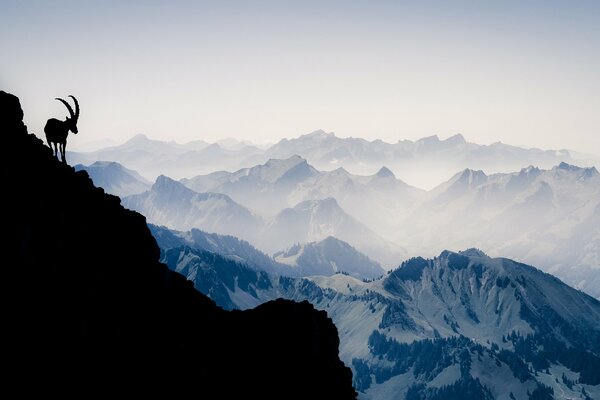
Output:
45,95,79,163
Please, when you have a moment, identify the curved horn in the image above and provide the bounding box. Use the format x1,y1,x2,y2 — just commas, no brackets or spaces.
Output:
68,95,79,121
55,97,75,120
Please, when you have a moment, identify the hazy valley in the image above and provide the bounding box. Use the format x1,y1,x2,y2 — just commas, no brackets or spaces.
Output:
76,135,600,299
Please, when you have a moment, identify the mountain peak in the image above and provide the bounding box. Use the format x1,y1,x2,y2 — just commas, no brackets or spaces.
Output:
416,134,440,143
554,162,599,179
89,160,120,168
265,154,305,165
125,133,151,144
152,174,193,195
375,166,395,179
520,165,540,174
461,167,486,178
443,133,467,145
557,161,580,171
306,129,334,137
452,168,487,186
258,155,312,183
332,166,350,175
458,248,488,258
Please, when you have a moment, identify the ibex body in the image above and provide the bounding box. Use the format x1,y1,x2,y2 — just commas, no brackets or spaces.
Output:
45,95,79,163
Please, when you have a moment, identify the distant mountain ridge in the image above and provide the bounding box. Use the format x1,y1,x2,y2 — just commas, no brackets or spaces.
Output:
74,161,151,197
123,175,264,242
68,130,596,189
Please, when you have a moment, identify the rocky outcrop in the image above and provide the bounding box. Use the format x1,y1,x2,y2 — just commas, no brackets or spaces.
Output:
1,90,356,399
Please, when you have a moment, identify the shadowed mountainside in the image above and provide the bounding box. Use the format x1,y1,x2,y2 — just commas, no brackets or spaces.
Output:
1,90,356,399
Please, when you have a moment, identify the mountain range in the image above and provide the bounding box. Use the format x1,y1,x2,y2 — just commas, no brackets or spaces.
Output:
124,177,406,267
68,129,598,189
87,152,599,298
398,163,600,298
10,83,600,399
158,239,600,400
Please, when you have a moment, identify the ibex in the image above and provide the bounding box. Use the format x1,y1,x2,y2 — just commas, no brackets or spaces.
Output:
44,95,80,163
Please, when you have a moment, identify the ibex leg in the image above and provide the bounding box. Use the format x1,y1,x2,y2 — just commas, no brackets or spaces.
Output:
60,143,66,163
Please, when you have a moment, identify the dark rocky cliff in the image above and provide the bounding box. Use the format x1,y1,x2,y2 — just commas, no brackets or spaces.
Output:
1,90,356,399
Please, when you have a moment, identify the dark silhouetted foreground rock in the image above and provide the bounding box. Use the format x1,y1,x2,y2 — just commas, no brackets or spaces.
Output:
1,90,356,399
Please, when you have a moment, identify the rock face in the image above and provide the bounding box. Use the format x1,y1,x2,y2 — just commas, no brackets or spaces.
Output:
1,90,356,399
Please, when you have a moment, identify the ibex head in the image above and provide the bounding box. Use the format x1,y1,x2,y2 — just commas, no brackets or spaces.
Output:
55,95,80,134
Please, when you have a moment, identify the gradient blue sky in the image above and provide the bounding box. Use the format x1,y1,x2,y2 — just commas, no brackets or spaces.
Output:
1,0,599,154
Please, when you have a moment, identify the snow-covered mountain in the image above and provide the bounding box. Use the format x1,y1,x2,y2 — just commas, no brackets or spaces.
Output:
261,198,406,268
74,161,151,197
161,246,600,400
274,236,385,280
400,162,600,298
122,175,264,242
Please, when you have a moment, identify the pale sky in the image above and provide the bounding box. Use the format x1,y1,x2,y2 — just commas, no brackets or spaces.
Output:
1,0,599,155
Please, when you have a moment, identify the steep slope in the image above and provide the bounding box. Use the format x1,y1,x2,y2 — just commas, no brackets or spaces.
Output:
74,160,151,197
2,90,356,399
162,246,279,310
274,236,385,280
164,243,600,400
262,198,406,268
122,175,264,241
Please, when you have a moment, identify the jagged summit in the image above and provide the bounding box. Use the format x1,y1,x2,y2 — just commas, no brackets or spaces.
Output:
555,161,599,179
458,247,488,257
445,133,467,144
153,174,192,192
557,161,581,171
